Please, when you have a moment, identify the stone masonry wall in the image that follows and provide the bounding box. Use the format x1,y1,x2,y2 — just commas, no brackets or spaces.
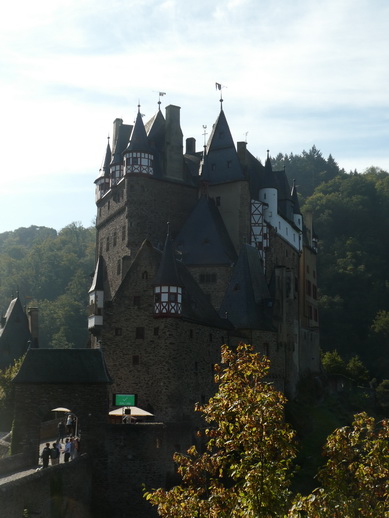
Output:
96,175,197,298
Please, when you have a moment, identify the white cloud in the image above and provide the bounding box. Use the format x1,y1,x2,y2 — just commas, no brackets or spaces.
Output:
1,0,389,232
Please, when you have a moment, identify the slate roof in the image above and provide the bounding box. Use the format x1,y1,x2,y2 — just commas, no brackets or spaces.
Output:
0,297,32,370
125,110,152,154
111,123,132,166
12,348,112,384
291,179,301,215
263,154,278,189
219,244,273,330
95,141,111,182
174,196,237,266
275,169,294,221
89,256,105,293
153,233,182,286
120,240,231,329
200,109,244,184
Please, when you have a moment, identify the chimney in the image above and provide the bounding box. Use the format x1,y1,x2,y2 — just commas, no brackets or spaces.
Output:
165,105,184,181
112,118,123,151
186,137,196,155
27,307,39,348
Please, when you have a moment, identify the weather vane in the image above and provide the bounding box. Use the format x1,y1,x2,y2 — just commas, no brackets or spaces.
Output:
154,91,166,110
215,82,227,109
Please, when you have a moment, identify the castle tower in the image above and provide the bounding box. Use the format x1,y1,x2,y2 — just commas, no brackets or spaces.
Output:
153,229,183,317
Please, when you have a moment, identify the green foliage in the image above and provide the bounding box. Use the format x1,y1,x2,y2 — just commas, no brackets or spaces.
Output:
0,356,24,430
376,379,389,410
273,146,344,199
289,413,389,517
321,350,346,376
145,343,297,517
346,356,370,384
0,223,95,349
302,167,389,378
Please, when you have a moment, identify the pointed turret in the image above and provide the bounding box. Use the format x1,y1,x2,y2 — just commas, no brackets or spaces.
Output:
200,109,244,184
153,228,183,317
258,150,278,225
94,138,111,201
124,106,154,175
110,118,132,185
0,295,32,369
219,244,273,330
88,256,105,330
291,179,303,230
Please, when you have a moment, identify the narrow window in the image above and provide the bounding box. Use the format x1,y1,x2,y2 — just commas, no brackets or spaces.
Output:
132,355,139,366
153,327,159,336
133,296,141,307
117,259,121,275
115,328,122,336
136,327,145,339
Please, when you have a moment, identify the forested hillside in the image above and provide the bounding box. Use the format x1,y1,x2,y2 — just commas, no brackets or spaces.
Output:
0,223,95,349
0,152,388,379
274,150,389,379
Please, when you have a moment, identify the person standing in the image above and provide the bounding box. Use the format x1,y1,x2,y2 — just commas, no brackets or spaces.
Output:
51,442,60,465
57,420,66,442
63,438,71,462
41,443,51,468
66,414,73,435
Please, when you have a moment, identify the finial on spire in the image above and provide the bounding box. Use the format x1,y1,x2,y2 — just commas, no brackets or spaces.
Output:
157,91,166,111
215,82,226,110
267,149,270,159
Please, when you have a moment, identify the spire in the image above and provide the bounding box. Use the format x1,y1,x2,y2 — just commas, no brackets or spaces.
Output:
125,106,151,153
153,226,182,287
263,150,277,189
101,137,111,176
200,109,244,184
291,179,302,216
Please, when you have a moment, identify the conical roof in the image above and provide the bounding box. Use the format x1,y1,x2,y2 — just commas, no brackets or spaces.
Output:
95,141,111,183
263,151,278,189
200,109,244,184
291,179,301,215
175,196,237,265
125,110,152,154
153,232,182,286
89,256,105,293
219,245,273,330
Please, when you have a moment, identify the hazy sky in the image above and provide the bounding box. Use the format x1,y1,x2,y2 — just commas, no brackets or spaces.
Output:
1,0,388,233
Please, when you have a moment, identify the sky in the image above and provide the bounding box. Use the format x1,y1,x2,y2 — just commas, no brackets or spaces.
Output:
1,0,389,234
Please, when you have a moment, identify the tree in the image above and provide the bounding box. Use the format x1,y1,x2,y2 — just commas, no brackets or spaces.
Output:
289,412,389,517
145,343,297,517
346,355,370,385
0,356,24,430
321,350,346,376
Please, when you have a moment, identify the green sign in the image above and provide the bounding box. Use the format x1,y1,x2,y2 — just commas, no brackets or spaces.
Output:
113,393,137,406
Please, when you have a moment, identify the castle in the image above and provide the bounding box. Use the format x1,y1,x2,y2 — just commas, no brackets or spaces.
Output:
1,96,321,518
88,96,320,430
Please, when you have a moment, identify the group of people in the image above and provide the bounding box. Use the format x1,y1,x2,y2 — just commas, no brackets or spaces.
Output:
39,416,80,468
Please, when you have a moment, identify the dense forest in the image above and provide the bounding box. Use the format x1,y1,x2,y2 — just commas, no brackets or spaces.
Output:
0,223,96,349
0,149,389,380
